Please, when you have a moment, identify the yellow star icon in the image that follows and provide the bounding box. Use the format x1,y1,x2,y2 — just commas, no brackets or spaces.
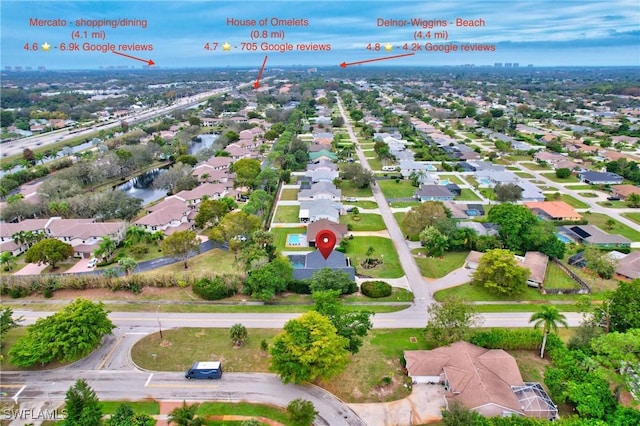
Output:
384,43,393,52
42,42,51,51
222,42,231,52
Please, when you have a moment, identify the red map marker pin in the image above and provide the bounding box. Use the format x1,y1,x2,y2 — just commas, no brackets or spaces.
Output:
315,229,337,260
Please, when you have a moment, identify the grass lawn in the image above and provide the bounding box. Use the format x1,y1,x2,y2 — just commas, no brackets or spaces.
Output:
337,180,374,197
138,249,239,279
455,188,482,201
100,401,159,415
520,162,551,171
544,262,581,290
597,200,630,208
272,205,300,223
393,212,408,235
566,185,593,190
343,287,414,303
345,236,403,278
377,179,416,199
462,176,478,187
367,158,382,171
434,282,579,302
474,303,583,313
540,172,580,183
389,201,420,208
543,194,589,209
623,212,640,225
116,242,165,263
412,251,469,278
197,402,290,425
269,226,309,251
438,174,464,184
340,213,386,231
279,188,298,201
345,200,378,209
514,172,535,178
578,192,599,198
480,188,496,200
585,212,640,241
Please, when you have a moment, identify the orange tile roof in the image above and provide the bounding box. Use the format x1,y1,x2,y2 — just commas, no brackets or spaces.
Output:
523,201,582,220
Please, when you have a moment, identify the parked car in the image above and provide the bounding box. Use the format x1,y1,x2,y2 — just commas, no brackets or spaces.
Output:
607,196,621,201
345,197,358,202
87,258,98,268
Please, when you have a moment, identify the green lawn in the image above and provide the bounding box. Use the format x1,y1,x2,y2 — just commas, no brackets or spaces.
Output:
279,188,298,201
540,172,580,183
543,194,589,209
597,200,630,208
345,236,403,278
367,158,382,170
480,188,496,200
585,212,640,241
565,185,593,190
197,402,290,425
543,262,582,290
377,179,417,199
344,200,378,209
269,226,309,251
520,162,551,171
272,205,300,223
337,180,374,197
340,213,386,231
578,192,599,198
139,249,239,279
514,172,535,178
462,176,478,187
413,251,469,278
389,201,420,208
456,188,482,201
623,212,640,225
434,282,574,302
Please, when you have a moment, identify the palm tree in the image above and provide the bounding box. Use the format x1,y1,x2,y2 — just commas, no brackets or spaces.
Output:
529,306,569,359
117,257,138,276
0,252,17,271
168,401,203,426
94,236,117,261
229,323,248,347
125,225,152,245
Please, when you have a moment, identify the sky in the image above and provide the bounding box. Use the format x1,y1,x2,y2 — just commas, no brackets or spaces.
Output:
1,0,639,70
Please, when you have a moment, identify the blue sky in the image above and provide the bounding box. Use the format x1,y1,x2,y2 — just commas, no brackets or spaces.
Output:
1,0,639,69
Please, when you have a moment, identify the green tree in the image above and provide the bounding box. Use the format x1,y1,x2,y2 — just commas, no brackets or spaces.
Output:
94,236,117,261
626,192,640,208
419,226,449,257
487,204,538,253
349,109,363,123
270,311,350,384
117,257,138,276
229,323,248,347
312,290,373,354
0,306,23,351
402,201,449,238
0,251,17,271
494,183,523,203
609,279,640,332
424,296,481,346
161,230,200,269
231,158,262,189
24,238,74,269
209,211,262,243
194,199,230,229
590,329,640,397
307,268,355,294
243,256,293,300
529,306,568,358
583,246,618,279
63,379,103,426
167,401,204,426
472,249,529,295
442,401,486,426
555,168,572,179
287,399,318,426
10,298,115,366
108,403,156,426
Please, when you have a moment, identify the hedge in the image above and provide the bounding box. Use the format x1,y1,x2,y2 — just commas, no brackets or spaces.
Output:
470,328,563,351
361,280,392,298
192,275,238,300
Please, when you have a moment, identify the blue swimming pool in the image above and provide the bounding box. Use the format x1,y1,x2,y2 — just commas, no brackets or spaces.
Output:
287,234,307,247
556,233,572,244
479,177,492,185
466,209,481,216
439,180,450,185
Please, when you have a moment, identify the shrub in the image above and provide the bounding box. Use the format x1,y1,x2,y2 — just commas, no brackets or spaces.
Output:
470,328,563,351
192,275,238,300
361,280,392,298
287,279,311,294
129,243,149,258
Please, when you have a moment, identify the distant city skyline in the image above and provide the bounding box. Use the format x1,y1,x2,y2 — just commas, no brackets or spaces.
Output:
2,0,639,70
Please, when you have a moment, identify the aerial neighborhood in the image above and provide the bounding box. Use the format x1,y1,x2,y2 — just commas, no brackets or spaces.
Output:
1,64,639,425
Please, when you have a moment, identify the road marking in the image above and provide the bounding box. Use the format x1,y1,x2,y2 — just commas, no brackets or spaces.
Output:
97,334,125,370
146,383,220,389
145,373,153,387
0,384,26,388
13,386,25,403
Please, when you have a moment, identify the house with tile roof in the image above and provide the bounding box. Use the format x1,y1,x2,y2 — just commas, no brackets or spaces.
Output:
306,219,348,247
523,201,582,221
287,249,355,281
404,341,557,419
615,251,640,282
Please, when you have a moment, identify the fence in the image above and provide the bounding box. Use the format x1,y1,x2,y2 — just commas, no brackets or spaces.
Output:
542,259,591,295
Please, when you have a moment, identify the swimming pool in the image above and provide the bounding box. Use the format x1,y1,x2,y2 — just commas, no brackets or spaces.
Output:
287,234,307,247
478,177,492,185
466,209,481,216
555,233,572,244
439,179,450,185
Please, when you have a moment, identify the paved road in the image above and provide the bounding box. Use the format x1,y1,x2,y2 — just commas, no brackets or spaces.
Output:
336,97,434,309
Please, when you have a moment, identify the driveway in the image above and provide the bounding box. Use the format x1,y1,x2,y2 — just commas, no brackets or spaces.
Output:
64,257,94,274
12,262,48,276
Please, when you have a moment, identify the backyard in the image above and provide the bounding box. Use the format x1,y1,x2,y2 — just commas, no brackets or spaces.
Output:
272,205,300,223
345,236,403,278
412,250,469,278
377,179,417,199
340,213,387,231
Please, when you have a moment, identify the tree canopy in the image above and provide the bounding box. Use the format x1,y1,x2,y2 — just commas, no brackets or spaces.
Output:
10,298,115,366
63,379,103,426
25,238,74,268
161,230,200,269
472,249,530,295
270,311,350,384
402,201,450,238
424,296,481,346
